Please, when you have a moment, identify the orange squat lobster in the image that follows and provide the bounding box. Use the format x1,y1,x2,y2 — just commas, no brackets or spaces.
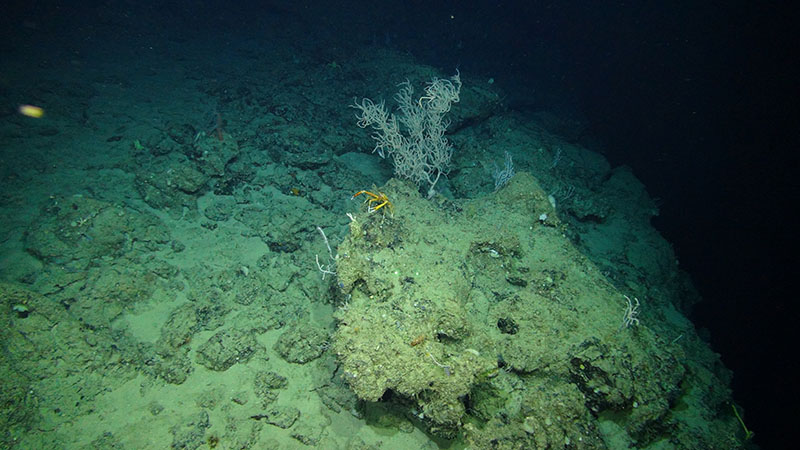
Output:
352,190,393,214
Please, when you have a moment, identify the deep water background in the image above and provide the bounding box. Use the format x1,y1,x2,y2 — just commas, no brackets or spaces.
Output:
2,1,796,447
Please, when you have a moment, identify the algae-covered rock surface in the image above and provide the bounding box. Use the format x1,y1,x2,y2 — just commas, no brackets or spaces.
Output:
333,174,740,448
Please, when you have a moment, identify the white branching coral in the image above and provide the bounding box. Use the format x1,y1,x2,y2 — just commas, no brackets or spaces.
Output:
352,71,462,198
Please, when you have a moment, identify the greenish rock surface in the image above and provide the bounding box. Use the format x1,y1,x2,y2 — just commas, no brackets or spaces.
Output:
332,173,738,447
